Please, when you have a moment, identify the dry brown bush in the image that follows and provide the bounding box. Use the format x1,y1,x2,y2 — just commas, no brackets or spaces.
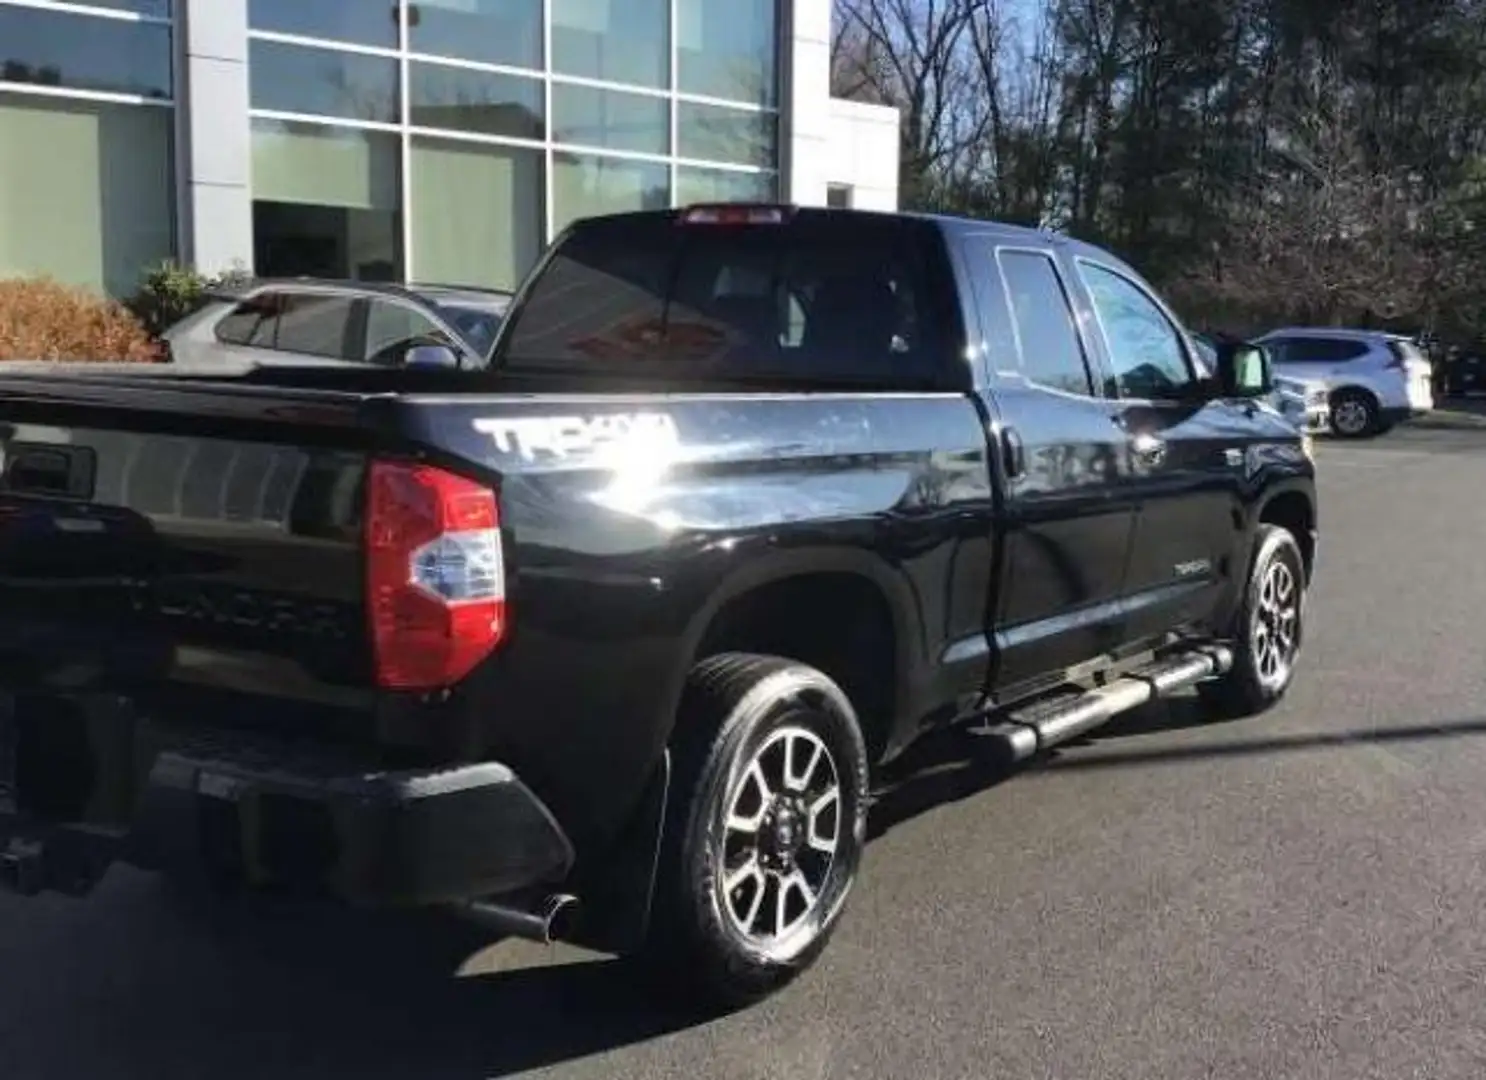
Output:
0,278,163,363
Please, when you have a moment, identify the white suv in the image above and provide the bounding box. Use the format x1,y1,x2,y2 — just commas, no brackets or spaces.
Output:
1256,328,1434,438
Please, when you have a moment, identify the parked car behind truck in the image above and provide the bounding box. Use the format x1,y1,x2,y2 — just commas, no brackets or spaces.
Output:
0,206,1317,1007
1192,332,1330,433
1257,327,1434,438
164,279,513,369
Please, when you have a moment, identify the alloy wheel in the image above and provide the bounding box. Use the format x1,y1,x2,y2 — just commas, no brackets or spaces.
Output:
718,725,841,945
1252,557,1300,689
1333,398,1370,436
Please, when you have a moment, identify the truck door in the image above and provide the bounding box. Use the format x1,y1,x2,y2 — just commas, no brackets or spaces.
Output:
1069,257,1244,647
958,238,1140,693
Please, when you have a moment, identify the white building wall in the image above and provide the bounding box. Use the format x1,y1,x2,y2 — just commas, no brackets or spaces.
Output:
783,0,901,211
783,0,834,208
178,0,254,276
823,98,901,211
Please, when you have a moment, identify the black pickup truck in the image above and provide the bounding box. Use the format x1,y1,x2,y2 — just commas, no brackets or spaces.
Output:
0,206,1316,1006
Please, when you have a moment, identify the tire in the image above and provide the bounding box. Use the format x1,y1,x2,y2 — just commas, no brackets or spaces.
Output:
1199,524,1307,719
1330,387,1381,438
646,652,869,1009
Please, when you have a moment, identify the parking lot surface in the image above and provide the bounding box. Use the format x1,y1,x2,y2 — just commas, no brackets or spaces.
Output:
5,424,1486,1080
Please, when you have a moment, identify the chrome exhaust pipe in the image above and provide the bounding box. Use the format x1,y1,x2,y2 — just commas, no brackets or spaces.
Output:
453,893,579,944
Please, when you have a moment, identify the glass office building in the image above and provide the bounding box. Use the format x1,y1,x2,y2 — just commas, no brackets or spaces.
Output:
0,0,895,298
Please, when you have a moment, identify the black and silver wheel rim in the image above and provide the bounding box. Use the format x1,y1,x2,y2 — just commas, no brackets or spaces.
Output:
1333,397,1370,435
718,725,841,950
1252,556,1300,689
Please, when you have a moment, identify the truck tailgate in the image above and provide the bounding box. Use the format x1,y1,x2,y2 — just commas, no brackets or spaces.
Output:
0,375,376,736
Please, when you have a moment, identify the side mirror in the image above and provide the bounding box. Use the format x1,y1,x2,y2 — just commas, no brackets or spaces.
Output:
1215,341,1272,398
403,342,461,370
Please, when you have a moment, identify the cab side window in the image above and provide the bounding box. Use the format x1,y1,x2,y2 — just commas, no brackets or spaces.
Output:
995,249,1097,396
1080,262,1196,401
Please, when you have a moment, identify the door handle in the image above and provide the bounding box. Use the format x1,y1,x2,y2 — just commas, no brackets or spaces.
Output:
1000,425,1027,479
1130,432,1166,465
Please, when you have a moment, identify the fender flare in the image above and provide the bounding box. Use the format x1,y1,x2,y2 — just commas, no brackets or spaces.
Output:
656,545,929,751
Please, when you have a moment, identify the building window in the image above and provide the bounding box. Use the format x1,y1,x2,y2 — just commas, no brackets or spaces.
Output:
553,153,670,237
677,0,777,107
410,136,544,291
552,84,668,156
677,101,776,168
243,0,780,286
676,165,777,206
0,1,175,296
247,0,398,48
249,39,399,124
251,120,403,280
409,62,544,141
551,0,668,89
407,0,543,71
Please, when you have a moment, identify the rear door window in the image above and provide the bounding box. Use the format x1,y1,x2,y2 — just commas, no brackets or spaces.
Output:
993,249,1096,396
215,294,280,347
499,213,957,385
272,294,358,359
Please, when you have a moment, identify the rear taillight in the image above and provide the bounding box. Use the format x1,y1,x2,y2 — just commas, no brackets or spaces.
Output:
365,460,506,690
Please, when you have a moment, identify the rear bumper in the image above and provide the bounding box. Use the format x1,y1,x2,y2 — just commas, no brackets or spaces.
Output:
1,709,574,906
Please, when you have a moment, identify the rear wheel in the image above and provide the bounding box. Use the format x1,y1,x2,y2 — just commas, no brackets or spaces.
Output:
647,653,869,1009
1199,525,1307,718
1330,388,1381,438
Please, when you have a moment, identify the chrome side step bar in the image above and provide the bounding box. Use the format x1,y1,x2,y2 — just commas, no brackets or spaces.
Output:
969,645,1234,764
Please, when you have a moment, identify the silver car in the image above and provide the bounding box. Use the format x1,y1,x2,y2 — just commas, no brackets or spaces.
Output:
163,279,514,370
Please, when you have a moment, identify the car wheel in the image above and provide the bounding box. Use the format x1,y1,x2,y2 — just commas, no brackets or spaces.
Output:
647,653,869,1009
1199,524,1307,719
1330,388,1381,438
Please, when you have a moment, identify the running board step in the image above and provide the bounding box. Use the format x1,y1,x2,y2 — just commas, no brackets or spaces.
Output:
968,645,1234,764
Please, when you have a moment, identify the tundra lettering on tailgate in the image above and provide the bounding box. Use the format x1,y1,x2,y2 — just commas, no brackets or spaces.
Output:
474,413,681,463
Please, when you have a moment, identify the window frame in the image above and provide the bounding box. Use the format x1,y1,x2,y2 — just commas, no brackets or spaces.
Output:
991,243,1102,400
1074,256,1200,404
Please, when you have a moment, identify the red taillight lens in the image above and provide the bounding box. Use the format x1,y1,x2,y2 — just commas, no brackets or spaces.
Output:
365,460,506,690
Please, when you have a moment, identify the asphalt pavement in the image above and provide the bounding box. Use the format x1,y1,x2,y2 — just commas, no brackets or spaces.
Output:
6,423,1486,1080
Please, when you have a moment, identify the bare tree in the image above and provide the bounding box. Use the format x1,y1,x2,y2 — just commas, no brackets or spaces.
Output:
833,0,996,207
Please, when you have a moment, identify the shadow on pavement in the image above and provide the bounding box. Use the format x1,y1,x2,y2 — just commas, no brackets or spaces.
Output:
2,890,709,1080
1043,713,1486,773
864,694,1226,841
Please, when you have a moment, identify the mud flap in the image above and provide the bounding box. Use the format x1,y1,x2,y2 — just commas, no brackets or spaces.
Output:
564,749,670,956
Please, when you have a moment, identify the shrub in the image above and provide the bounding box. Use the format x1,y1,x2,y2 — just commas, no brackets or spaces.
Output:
0,277,162,363
125,260,250,337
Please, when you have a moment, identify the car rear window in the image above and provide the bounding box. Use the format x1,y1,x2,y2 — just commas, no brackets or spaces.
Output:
498,211,960,385
1388,340,1428,365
